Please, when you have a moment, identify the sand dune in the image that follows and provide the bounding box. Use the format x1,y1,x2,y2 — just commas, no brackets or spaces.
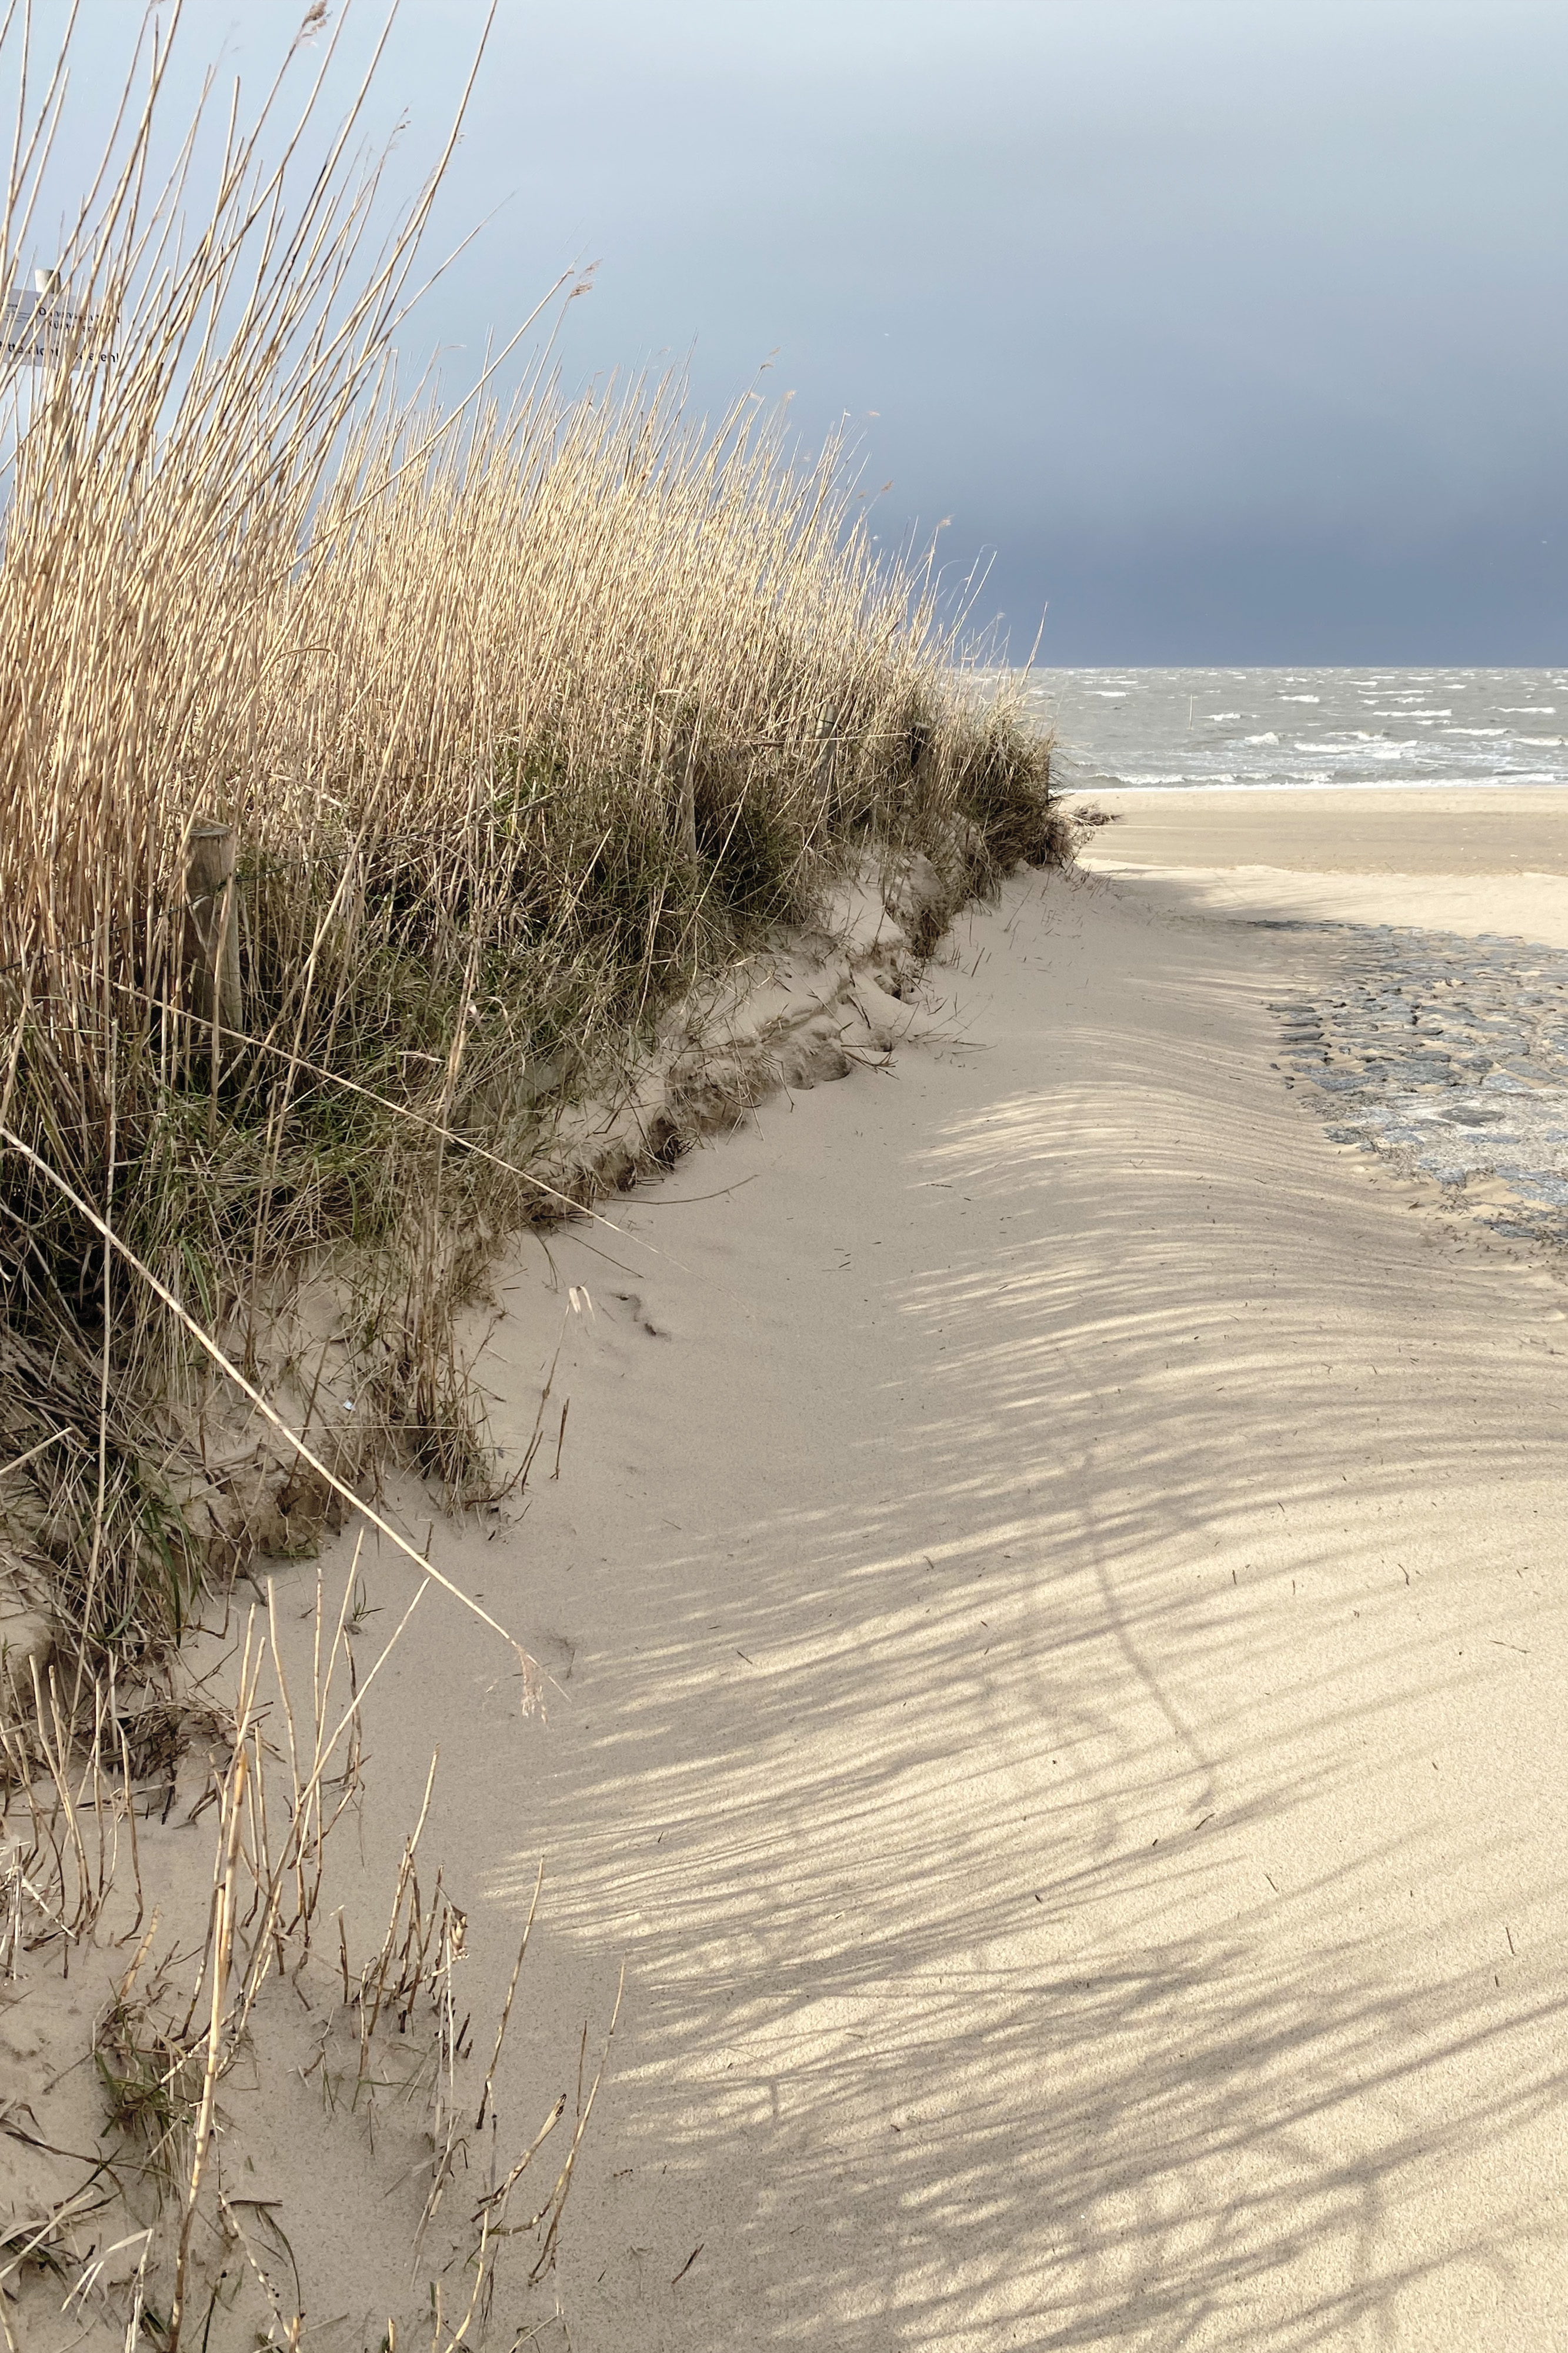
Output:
246,791,1566,2349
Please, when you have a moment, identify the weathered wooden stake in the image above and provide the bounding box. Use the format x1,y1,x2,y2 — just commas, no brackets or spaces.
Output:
184,821,242,1033
814,707,839,804
675,737,699,864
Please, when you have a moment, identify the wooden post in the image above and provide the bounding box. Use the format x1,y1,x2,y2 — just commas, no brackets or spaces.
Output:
676,767,698,863
814,708,839,806
184,822,242,1034
675,731,699,864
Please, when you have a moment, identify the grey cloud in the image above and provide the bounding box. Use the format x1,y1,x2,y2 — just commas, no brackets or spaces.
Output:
44,0,1568,659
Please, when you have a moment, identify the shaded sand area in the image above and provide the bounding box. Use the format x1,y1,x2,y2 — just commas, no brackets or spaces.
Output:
288,794,1568,2348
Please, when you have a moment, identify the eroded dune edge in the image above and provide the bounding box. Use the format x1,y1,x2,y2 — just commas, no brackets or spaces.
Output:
1,19,1072,2339
11,786,1568,2348
3,831,1080,2349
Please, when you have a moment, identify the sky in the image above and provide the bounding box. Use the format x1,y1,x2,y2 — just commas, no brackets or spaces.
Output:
31,0,1568,662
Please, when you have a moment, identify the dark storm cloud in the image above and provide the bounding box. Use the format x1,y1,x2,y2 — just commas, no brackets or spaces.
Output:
56,1,1568,657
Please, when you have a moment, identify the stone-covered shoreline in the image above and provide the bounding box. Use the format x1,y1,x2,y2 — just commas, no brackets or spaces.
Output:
1264,918,1568,1248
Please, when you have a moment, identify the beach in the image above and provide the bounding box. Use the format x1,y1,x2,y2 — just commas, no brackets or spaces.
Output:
3,4,1562,2335
205,785,1568,2347
1073,782,1568,885
13,787,1567,2344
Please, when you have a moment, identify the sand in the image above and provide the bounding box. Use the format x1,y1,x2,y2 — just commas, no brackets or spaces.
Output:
1071,783,1568,949
25,791,1568,2346
1068,784,1568,878
251,785,1563,2349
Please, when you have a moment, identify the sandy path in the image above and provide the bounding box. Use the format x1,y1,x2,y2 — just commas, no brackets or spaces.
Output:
329,831,1568,2349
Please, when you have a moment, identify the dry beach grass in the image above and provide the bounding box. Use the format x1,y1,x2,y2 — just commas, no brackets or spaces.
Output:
0,5,1052,1683
0,9,1057,2338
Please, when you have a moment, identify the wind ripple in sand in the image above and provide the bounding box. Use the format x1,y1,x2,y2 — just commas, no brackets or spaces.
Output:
1260,921,1568,1247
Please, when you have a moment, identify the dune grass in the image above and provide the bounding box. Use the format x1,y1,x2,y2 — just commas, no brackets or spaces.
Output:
0,8,1054,1687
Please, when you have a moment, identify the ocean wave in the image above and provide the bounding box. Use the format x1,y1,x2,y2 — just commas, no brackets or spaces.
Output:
1099,776,1568,794
1032,668,1568,792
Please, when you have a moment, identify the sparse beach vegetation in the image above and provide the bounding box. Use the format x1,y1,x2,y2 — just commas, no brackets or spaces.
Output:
0,15,1054,2331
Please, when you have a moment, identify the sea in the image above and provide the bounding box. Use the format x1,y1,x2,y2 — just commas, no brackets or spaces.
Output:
1019,667,1568,795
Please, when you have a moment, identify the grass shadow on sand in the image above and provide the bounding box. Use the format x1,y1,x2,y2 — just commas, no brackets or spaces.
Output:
376,874,1568,2347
